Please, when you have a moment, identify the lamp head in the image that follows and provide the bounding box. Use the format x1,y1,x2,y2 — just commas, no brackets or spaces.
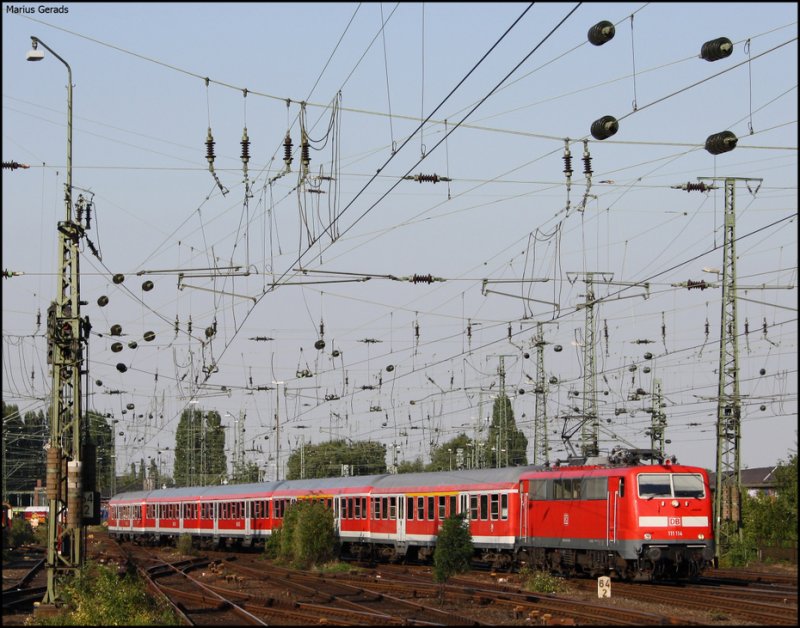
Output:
26,38,44,61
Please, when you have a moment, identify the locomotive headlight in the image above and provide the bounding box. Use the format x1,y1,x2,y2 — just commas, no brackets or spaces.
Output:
698,534,705,540
671,500,679,507
644,533,652,540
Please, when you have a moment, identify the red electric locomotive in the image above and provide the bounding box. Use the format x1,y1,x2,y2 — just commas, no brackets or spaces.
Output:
108,448,714,580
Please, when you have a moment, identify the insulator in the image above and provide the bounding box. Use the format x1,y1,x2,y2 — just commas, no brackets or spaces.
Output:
386,364,394,372
523,352,530,359
518,388,525,395
549,376,558,385
205,128,216,164
643,366,651,374
116,363,127,373
411,273,434,284
126,403,135,410
683,182,711,192
760,405,766,411
644,352,653,360
112,273,125,284
241,128,250,164
110,324,122,336
563,149,573,177
283,132,293,167
629,365,637,372
205,326,215,338
331,349,340,358
701,37,733,62
111,342,123,353
128,340,138,349
301,132,310,167
705,130,738,155
582,141,593,175
96,380,103,386
319,321,325,337
97,295,109,307
314,339,326,350
744,318,749,335
591,115,619,140
144,331,156,342
142,280,154,291
759,368,766,376
554,344,563,352
187,317,193,335
588,20,615,46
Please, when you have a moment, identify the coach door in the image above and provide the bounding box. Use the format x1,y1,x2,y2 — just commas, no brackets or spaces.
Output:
395,496,406,541
519,482,529,539
607,476,620,546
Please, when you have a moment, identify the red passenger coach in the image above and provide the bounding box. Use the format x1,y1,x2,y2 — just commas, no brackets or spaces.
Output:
108,448,714,580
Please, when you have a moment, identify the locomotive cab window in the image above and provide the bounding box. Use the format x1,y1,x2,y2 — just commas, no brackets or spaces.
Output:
673,474,705,498
638,473,704,498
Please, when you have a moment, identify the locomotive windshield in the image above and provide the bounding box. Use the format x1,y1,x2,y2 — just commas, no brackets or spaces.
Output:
637,473,705,498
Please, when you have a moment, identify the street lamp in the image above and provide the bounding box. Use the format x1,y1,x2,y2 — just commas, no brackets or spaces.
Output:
27,37,73,223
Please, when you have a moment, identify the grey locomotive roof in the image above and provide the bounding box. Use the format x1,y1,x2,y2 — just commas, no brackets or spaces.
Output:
111,466,544,502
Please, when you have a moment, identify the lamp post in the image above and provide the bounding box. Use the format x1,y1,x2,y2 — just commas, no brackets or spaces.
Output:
27,35,83,606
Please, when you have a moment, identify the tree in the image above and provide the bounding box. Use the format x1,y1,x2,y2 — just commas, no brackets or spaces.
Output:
427,434,472,471
231,460,261,484
486,394,528,468
433,513,473,585
742,453,798,549
173,407,228,486
85,410,113,496
2,402,48,504
285,439,386,480
396,457,426,474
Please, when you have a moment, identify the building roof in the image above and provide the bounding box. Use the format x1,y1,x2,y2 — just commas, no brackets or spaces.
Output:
708,466,779,489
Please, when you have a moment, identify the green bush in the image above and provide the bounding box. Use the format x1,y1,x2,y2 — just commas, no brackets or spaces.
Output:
267,500,336,568
32,561,179,625
176,533,193,555
8,517,37,547
433,513,473,584
520,566,567,593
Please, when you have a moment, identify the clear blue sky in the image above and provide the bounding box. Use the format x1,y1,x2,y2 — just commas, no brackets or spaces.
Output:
2,2,797,480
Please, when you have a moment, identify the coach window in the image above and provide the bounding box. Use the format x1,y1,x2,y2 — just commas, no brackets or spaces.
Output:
390,497,397,520
438,496,446,519
501,494,508,520
427,496,435,520
372,498,380,520
480,494,488,520
470,495,479,520
147,504,156,519
362,497,367,519
418,496,425,520
407,497,414,520
382,497,389,519
449,495,456,518
490,494,499,520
